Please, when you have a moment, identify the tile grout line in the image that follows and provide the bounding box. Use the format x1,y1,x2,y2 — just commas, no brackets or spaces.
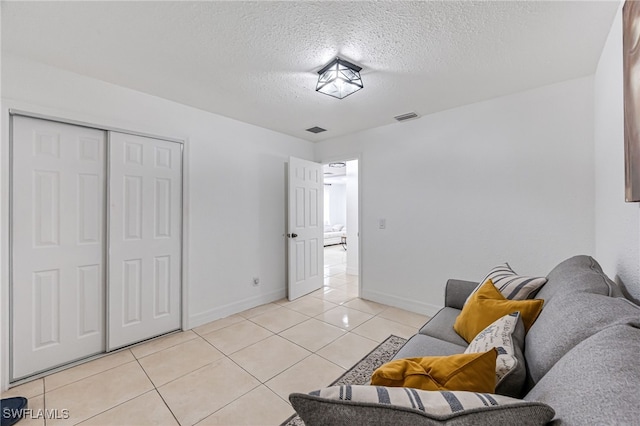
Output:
133,355,181,426
75,389,158,426
61,351,156,424
41,352,138,394
131,332,200,361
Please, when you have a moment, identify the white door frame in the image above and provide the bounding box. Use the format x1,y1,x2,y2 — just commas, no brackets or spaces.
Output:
319,154,363,297
0,106,190,389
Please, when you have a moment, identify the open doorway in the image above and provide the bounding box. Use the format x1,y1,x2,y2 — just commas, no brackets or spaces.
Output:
323,159,359,299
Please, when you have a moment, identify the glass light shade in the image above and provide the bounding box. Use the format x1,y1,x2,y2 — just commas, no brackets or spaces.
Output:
316,58,363,99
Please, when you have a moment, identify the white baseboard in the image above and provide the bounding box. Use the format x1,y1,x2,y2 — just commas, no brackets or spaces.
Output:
187,288,286,329
361,289,442,317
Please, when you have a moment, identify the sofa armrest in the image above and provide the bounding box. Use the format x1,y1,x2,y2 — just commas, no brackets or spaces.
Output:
445,279,479,309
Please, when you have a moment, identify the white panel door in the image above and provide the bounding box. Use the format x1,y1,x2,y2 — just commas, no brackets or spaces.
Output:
108,132,182,350
12,116,106,380
287,157,324,300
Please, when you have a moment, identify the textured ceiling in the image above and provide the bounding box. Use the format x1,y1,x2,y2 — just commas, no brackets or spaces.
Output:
1,1,619,142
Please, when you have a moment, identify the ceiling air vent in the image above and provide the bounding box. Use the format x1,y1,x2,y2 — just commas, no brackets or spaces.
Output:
394,112,419,122
306,126,327,134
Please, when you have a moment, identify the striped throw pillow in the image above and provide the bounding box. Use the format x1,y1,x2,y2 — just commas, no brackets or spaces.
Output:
465,263,547,305
290,385,555,424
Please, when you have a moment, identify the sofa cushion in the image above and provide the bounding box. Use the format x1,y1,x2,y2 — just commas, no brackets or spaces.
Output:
371,349,497,393
290,385,555,426
524,324,640,425
419,308,469,347
524,292,640,384
536,255,622,302
453,280,543,343
465,312,526,397
393,334,466,360
466,263,547,305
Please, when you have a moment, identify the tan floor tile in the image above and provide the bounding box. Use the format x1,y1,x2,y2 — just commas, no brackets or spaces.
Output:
130,330,199,359
343,298,388,315
344,285,359,297
138,338,224,387
273,298,292,306
192,315,245,336
14,394,44,426
315,306,373,330
342,273,359,283
266,354,345,400
249,307,309,333
47,361,153,426
45,350,135,391
309,287,329,298
345,282,359,294
351,316,417,342
1,378,43,399
229,335,311,382
324,276,348,288
323,266,345,277
201,321,273,355
159,358,260,426
378,306,430,328
238,303,281,319
316,333,379,369
79,390,178,426
283,297,338,316
315,288,357,305
197,385,294,426
279,319,346,352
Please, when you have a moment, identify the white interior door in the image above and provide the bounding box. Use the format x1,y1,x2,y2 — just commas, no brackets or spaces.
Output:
11,116,106,380
108,132,182,350
287,157,323,300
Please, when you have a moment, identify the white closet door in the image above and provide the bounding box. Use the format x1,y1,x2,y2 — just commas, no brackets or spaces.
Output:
108,132,182,350
12,116,106,380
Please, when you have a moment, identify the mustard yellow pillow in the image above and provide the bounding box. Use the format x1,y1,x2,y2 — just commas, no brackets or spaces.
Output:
370,348,497,393
454,279,544,343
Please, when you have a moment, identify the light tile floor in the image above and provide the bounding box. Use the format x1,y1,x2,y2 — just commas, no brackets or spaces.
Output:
2,246,430,425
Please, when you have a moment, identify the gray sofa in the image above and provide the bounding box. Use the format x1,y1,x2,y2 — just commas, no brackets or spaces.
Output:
393,255,640,425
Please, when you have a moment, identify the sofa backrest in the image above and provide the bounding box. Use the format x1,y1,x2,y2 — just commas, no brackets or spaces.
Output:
522,255,635,391
535,255,621,303
524,323,640,425
524,291,640,385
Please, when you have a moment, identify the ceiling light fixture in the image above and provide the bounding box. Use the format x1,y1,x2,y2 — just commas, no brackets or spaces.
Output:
328,162,346,168
316,58,363,99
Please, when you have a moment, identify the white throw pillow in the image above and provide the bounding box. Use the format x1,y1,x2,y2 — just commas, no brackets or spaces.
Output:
331,224,344,231
464,312,527,397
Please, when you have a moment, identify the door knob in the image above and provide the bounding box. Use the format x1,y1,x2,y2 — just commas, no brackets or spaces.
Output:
287,233,298,238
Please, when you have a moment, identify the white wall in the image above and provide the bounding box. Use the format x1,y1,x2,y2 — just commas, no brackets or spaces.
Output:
327,183,347,226
0,54,315,335
594,3,640,302
315,77,596,315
